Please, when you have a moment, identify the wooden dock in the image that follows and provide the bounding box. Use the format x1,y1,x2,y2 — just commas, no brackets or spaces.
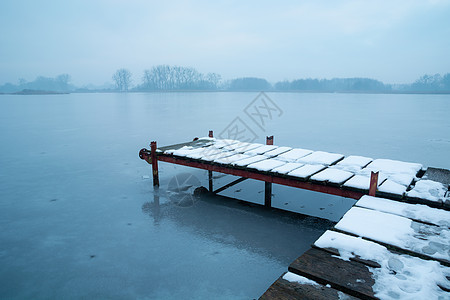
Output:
139,133,450,299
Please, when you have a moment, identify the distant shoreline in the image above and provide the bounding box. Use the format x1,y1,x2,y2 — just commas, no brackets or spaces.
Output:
1,89,450,95
8,89,70,95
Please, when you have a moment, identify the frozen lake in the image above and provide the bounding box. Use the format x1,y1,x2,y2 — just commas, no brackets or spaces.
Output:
1,92,449,299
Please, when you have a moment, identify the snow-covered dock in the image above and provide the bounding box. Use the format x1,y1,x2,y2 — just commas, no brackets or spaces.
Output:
139,134,450,299
139,135,450,209
262,195,450,299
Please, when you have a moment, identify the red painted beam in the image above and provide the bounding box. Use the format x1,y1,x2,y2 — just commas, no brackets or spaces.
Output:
157,154,364,200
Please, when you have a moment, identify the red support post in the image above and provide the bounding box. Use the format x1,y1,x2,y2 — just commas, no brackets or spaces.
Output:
150,141,159,187
208,130,213,190
265,135,273,207
369,171,378,196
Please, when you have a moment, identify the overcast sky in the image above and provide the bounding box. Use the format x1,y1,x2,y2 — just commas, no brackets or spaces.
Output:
1,0,449,86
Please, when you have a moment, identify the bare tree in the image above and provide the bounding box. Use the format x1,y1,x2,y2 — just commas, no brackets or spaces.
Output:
112,68,132,91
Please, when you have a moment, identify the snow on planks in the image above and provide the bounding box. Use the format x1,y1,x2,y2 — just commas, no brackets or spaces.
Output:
143,137,450,299
335,206,450,266
261,272,359,300
313,231,450,299
151,137,450,208
261,195,450,299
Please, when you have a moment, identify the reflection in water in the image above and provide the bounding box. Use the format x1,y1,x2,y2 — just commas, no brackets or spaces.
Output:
142,187,334,265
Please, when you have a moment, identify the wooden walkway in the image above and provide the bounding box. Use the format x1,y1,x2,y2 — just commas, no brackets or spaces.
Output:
139,134,450,299
261,195,450,299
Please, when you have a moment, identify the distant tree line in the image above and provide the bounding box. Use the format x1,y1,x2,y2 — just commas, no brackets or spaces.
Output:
1,67,450,94
274,77,388,92
0,74,72,93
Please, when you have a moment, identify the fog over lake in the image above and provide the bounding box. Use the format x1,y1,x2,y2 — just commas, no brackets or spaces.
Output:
0,92,449,298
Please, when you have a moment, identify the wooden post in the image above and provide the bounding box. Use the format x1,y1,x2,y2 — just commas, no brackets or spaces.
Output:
264,135,273,207
150,141,159,187
369,171,378,196
208,171,213,192
208,130,213,191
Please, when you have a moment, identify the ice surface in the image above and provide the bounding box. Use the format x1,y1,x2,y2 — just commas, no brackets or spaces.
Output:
310,168,354,184
287,164,326,179
233,155,267,166
336,207,450,263
271,162,304,175
263,146,292,158
314,231,450,300
247,158,286,172
276,148,313,162
296,151,344,166
407,179,447,203
244,144,278,155
343,173,388,190
377,179,407,196
282,272,319,286
356,195,450,227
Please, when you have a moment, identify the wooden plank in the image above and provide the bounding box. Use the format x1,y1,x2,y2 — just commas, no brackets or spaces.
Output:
157,139,213,152
335,207,450,266
356,195,450,228
288,248,377,300
260,273,359,300
313,230,450,298
423,167,450,185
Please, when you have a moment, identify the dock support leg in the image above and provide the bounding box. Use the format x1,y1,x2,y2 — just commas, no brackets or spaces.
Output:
264,182,272,207
208,130,214,192
208,170,213,192
369,171,378,196
150,141,159,187
264,135,274,207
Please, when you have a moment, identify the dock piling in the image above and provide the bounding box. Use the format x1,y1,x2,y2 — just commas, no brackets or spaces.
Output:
368,171,378,196
264,136,274,207
150,141,160,187
208,130,214,191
